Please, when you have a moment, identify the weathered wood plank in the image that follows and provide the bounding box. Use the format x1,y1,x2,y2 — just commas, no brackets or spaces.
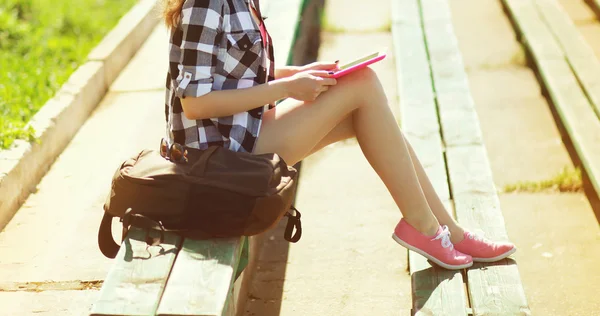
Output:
536,59,600,200
569,56,600,118
156,237,245,316
447,147,509,242
445,162,529,314
467,260,530,316
504,0,600,216
234,237,249,281
534,0,595,58
421,0,530,314
392,0,467,315
536,0,600,195
90,228,181,316
503,0,563,59
408,201,467,315
534,0,600,118
392,0,423,25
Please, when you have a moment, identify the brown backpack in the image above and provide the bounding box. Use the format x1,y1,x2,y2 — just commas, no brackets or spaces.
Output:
98,145,301,258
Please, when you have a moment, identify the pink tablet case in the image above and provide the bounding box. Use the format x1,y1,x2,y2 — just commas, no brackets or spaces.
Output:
331,53,387,79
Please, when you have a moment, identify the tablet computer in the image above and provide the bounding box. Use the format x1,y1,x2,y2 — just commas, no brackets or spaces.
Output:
331,52,386,78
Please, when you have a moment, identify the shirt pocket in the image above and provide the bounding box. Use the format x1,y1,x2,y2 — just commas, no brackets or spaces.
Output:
224,31,263,79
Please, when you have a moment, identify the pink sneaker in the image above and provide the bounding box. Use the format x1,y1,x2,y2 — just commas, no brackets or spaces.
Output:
453,231,516,262
392,219,473,270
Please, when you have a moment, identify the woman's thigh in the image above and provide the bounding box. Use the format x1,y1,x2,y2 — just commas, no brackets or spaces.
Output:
252,68,377,165
306,113,354,156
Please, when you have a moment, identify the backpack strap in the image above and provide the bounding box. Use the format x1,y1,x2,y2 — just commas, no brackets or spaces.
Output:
98,212,120,259
121,209,166,248
284,207,302,243
98,210,167,259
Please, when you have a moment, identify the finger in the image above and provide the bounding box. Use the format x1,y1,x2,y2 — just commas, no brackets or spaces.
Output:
312,85,330,97
320,78,337,86
333,60,341,71
309,70,334,78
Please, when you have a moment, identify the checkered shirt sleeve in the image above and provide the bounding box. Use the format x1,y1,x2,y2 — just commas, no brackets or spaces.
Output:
174,0,223,98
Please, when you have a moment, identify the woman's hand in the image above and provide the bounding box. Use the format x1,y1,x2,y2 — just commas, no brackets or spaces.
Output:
275,61,339,79
282,70,337,102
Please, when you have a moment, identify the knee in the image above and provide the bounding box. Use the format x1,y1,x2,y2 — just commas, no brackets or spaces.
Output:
339,67,383,100
344,67,379,86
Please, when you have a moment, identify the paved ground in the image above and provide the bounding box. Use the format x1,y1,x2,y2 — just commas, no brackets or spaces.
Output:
450,0,600,314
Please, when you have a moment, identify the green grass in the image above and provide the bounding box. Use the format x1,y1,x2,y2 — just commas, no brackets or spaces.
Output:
503,166,583,193
0,0,138,149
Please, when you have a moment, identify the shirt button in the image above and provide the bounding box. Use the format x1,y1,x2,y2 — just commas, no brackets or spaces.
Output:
243,44,248,49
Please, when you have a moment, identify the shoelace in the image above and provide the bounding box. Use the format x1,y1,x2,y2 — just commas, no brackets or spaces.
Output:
431,225,453,249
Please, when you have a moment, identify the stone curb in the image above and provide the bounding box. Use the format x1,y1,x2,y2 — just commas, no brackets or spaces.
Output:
0,0,161,230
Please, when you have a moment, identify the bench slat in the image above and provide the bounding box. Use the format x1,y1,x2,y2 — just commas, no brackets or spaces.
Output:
532,0,600,197
534,0,596,58
505,0,600,209
537,58,600,193
447,149,530,313
392,1,467,314
504,0,564,59
156,237,245,316
535,0,600,117
90,228,181,316
408,202,467,315
420,0,530,314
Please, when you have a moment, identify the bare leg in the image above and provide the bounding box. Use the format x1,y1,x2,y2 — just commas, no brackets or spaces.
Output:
401,135,465,243
307,112,465,243
254,68,439,235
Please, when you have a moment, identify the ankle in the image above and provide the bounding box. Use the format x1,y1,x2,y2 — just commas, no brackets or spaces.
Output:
448,225,466,244
404,217,439,237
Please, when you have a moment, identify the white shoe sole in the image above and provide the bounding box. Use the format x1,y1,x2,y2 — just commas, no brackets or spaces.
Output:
392,234,473,270
472,246,517,263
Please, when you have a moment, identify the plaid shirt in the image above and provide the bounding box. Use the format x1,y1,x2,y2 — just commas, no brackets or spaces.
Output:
165,0,275,153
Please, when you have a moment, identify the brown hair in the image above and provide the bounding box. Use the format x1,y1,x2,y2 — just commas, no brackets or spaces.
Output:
162,0,185,29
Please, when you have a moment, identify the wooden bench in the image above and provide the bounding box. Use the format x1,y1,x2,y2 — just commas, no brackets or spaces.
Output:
502,0,600,215
89,1,313,315
392,0,531,314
